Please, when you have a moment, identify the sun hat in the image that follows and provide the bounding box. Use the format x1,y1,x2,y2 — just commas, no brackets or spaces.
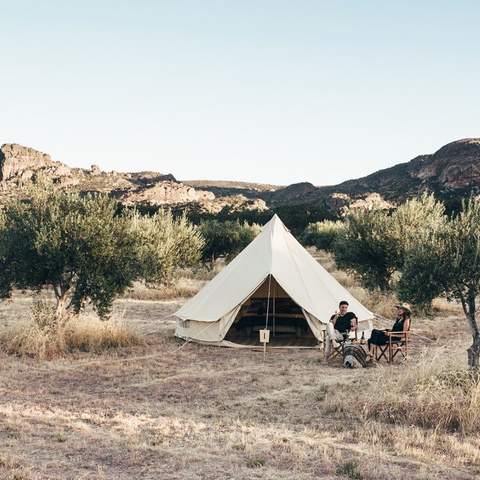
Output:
395,303,412,314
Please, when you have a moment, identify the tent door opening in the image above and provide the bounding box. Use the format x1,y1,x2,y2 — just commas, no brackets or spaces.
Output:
224,276,318,347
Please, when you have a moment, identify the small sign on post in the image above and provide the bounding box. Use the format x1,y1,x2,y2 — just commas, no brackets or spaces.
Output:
259,329,270,361
259,329,270,343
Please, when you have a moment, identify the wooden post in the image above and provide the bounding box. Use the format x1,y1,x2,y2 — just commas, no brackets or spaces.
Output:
260,329,270,361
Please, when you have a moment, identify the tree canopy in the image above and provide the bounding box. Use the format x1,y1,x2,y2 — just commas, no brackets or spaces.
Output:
199,219,261,265
0,188,203,318
331,194,446,291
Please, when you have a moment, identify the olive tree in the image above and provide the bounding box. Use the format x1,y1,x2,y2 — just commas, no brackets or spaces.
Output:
332,209,398,290
332,194,445,292
199,219,261,266
129,209,204,285
397,198,480,368
0,189,203,318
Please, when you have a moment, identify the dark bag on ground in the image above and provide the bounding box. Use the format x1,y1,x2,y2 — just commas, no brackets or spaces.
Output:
343,344,367,368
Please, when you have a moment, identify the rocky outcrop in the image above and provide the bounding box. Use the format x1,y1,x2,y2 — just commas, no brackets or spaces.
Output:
120,181,215,206
126,171,177,186
0,143,71,186
324,138,480,201
412,138,480,189
202,194,268,214
0,143,215,207
318,192,393,215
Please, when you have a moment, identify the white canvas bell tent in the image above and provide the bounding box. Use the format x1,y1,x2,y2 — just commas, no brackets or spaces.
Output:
175,215,373,347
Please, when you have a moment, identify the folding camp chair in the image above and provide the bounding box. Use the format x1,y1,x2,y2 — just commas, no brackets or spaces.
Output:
325,323,348,360
374,329,410,363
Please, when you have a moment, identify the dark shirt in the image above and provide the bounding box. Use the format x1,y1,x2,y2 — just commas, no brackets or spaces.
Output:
330,311,358,333
392,317,406,332
390,316,410,341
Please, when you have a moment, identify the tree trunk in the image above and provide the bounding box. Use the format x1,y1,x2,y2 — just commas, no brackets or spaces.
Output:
56,294,70,318
465,290,480,369
53,283,72,320
467,336,480,369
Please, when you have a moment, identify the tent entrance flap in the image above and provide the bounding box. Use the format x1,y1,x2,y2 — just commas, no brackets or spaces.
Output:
224,276,319,347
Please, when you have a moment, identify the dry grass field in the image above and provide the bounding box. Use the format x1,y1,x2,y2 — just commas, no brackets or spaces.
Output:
0,253,479,480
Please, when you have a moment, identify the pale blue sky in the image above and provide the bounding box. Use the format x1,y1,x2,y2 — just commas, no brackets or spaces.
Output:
1,1,479,185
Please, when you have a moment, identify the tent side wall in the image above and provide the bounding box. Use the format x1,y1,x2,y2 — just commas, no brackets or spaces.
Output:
175,319,222,343
175,304,243,344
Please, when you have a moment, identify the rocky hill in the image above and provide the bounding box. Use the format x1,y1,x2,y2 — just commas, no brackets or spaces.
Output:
182,138,480,213
1,138,479,215
0,144,267,212
265,138,480,210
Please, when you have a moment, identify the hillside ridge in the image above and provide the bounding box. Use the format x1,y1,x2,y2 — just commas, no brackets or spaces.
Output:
1,138,479,213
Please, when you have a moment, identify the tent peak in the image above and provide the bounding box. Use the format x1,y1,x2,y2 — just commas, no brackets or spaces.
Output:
263,213,287,230
261,214,290,237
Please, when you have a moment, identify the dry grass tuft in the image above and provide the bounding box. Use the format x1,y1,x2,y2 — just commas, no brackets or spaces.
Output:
353,288,398,319
0,301,143,359
0,453,31,480
65,314,144,354
325,354,480,434
122,277,203,301
336,460,364,480
431,297,462,316
124,284,199,301
332,270,358,289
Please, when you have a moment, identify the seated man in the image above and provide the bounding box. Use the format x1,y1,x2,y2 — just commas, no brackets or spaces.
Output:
330,300,358,338
324,300,358,359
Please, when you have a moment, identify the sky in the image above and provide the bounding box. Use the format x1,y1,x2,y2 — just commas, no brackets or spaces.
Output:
0,1,479,186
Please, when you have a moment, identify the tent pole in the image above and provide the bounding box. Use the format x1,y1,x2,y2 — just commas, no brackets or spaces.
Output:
273,281,276,337
262,274,272,360
265,274,272,331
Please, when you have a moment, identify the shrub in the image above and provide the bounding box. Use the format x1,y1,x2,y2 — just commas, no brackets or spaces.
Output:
301,220,345,252
128,210,204,285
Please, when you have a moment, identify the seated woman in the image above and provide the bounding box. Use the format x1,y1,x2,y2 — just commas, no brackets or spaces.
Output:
368,303,411,357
